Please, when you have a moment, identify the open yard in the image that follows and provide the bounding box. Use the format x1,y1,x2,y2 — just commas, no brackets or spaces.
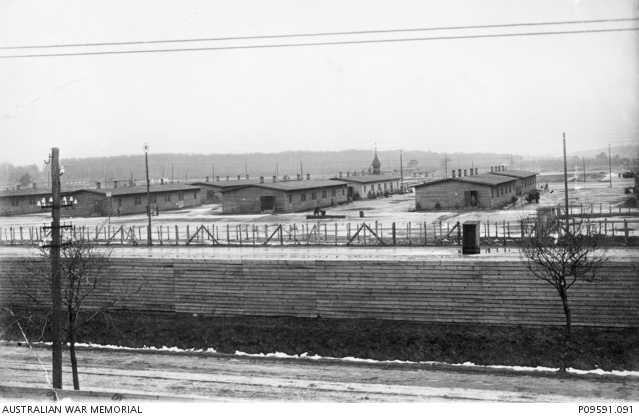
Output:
0,177,637,246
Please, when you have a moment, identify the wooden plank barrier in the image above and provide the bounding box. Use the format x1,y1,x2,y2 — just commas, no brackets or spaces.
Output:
1,257,637,328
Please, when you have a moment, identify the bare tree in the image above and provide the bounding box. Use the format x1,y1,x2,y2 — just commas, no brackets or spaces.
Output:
519,212,609,371
9,224,148,390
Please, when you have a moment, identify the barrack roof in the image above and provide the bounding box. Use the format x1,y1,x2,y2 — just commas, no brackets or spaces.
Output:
413,174,516,188
491,170,539,179
222,179,348,193
79,184,201,196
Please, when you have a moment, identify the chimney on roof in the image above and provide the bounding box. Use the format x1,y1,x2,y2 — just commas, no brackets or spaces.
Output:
216,176,220,182
238,175,241,180
96,181,101,189
260,176,264,184
491,166,494,173
114,181,118,188
246,174,249,180
458,169,462,178
362,170,365,176
502,165,505,171
160,178,164,185
452,170,456,178
272,176,277,183
475,168,478,175
33,183,37,189
463,169,467,177
306,174,310,180
226,176,229,181
339,171,342,177
297,174,301,180
206,176,209,182
16,184,20,190
347,172,350,177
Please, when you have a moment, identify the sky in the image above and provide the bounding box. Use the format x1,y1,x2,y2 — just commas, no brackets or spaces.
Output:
1,0,638,166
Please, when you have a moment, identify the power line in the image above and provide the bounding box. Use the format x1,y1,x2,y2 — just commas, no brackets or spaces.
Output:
1,17,636,50
1,27,637,59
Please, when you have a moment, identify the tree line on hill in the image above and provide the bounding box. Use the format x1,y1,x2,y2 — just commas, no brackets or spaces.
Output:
1,147,634,187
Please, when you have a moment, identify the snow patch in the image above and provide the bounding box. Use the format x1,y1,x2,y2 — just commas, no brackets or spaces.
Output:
4,340,638,377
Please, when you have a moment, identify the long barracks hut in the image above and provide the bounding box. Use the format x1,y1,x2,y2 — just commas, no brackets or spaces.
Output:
72,183,202,217
222,175,348,214
330,173,400,198
189,176,262,205
491,169,538,196
0,185,82,216
413,171,517,210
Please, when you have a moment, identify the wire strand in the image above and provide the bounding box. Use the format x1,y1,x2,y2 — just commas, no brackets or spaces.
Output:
2,17,637,50
1,27,637,59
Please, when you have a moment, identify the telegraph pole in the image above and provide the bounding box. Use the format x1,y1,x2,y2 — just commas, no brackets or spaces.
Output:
400,150,404,192
608,144,612,188
444,154,448,179
563,133,570,234
144,144,152,245
50,147,63,389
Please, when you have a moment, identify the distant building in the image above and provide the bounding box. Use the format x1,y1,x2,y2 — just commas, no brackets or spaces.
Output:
492,169,538,195
413,171,518,210
372,149,382,175
189,176,262,205
0,183,83,216
330,173,400,198
71,183,202,217
221,175,348,214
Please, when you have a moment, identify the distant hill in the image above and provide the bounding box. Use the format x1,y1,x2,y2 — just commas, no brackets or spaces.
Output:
57,149,539,183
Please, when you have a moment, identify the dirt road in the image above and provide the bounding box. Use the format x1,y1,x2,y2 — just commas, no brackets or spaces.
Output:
2,343,638,402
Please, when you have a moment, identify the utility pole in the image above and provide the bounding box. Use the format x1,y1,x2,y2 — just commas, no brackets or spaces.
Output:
444,154,448,179
608,144,612,188
400,150,404,192
144,144,152,245
50,147,63,389
171,163,174,183
563,133,570,234
583,157,586,184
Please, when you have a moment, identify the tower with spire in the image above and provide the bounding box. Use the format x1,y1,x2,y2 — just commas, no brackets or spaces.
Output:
372,147,382,175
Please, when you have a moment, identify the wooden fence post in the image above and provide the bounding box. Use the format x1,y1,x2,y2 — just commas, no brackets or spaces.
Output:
392,222,396,245
624,219,628,244
175,225,179,245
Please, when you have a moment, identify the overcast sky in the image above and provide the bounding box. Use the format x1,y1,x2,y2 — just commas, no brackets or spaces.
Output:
1,0,637,166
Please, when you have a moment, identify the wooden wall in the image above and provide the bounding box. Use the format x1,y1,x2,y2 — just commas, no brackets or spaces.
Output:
1,257,637,328
223,184,348,214
415,179,517,210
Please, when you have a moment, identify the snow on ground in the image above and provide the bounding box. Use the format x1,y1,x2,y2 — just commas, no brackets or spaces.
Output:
5,340,637,378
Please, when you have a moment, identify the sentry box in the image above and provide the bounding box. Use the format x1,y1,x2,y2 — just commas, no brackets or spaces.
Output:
462,221,481,254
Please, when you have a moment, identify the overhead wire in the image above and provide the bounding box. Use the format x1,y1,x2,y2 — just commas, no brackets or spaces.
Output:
1,27,637,59
1,17,636,50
